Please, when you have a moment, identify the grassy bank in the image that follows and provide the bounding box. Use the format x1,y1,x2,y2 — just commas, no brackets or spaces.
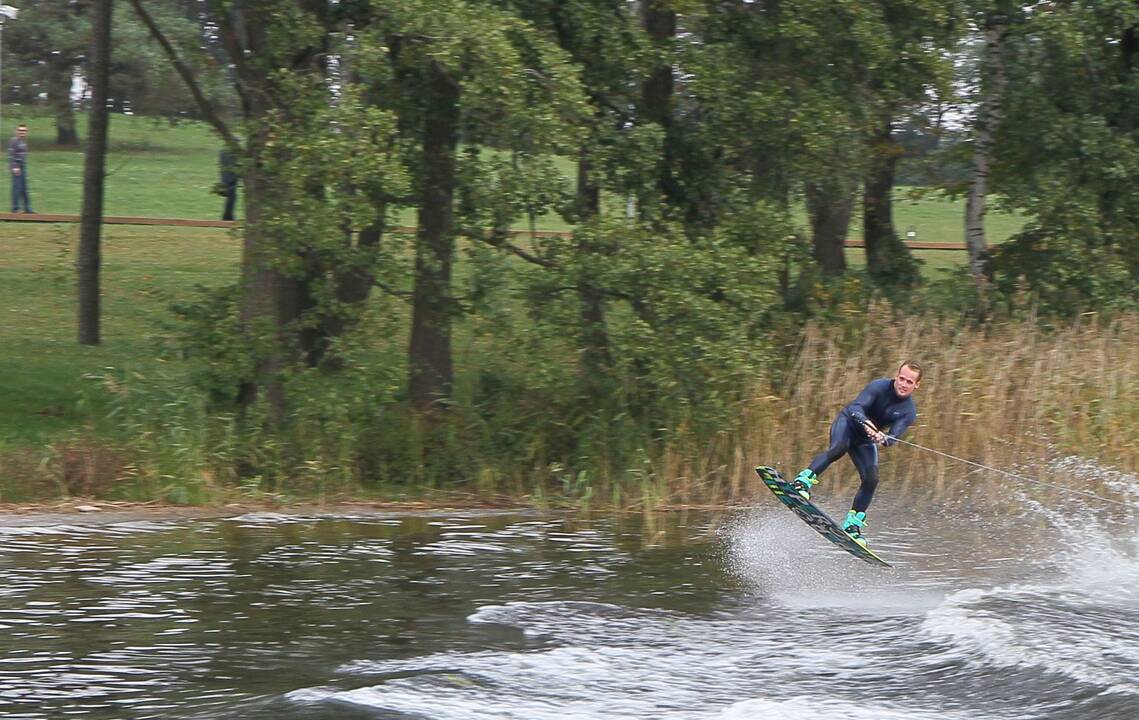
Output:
0,222,240,499
0,222,239,435
7,110,225,220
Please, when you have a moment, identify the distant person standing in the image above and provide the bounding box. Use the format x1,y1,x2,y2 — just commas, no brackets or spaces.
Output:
8,124,34,214
219,147,239,221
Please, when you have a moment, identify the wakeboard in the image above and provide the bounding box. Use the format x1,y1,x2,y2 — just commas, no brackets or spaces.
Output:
755,465,892,567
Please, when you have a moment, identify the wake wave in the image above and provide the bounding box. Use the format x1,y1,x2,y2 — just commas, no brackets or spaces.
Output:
289,600,973,720
916,454,1139,699
921,582,1139,696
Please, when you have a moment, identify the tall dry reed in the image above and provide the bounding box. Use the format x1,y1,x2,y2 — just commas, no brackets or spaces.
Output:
657,312,1139,506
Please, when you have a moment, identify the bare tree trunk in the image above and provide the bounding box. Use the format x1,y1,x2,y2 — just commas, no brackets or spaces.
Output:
863,121,898,270
217,4,303,427
862,119,918,285
77,0,112,346
575,148,612,388
235,136,291,424
965,13,1009,279
408,61,459,410
805,180,855,275
640,0,677,211
47,58,79,146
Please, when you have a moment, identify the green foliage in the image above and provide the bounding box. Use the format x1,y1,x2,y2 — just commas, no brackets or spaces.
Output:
164,284,251,408
491,215,789,475
987,222,1138,319
456,149,575,235
985,1,1139,314
359,0,590,153
109,2,238,119
257,78,412,285
1,0,90,103
684,0,959,210
2,0,235,120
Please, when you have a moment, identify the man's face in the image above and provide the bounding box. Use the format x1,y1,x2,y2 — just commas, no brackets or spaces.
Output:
16,126,27,138
893,365,921,398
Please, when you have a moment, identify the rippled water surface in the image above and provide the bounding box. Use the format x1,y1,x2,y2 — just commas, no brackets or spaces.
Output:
2,463,1138,719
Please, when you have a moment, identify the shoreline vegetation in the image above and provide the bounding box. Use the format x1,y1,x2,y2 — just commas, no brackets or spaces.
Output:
4,295,1136,509
3,115,1134,511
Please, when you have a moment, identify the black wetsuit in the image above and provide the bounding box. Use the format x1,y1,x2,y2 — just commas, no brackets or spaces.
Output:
807,378,917,513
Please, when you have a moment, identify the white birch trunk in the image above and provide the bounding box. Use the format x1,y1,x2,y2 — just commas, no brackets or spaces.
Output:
965,15,1009,279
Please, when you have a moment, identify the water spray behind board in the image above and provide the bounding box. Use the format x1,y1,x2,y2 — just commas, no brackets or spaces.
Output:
886,435,1134,509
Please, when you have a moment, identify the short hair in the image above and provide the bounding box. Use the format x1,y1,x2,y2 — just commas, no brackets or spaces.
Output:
899,360,923,381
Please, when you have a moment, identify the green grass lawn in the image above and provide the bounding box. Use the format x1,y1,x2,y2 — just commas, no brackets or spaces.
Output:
890,190,1025,247
8,109,229,219
0,222,240,448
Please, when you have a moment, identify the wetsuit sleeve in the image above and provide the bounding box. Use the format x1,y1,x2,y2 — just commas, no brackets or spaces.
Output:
883,407,916,446
842,381,880,426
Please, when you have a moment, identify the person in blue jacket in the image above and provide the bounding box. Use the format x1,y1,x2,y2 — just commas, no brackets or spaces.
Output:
8,124,33,214
788,361,923,547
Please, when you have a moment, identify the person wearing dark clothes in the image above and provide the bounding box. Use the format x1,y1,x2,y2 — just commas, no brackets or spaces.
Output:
8,124,33,213
219,148,239,221
788,361,923,547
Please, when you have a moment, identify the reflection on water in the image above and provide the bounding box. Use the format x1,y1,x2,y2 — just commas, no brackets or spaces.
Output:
0,466,1137,719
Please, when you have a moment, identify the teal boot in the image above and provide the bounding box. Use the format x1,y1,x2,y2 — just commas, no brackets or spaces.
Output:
841,510,868,547
788,469,817,501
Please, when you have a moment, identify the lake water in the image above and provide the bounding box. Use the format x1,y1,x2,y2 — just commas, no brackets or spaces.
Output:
2,458,1137,719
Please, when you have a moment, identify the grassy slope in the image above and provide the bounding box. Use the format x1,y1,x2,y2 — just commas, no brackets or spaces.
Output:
2,109,1024,449
0,223,240,446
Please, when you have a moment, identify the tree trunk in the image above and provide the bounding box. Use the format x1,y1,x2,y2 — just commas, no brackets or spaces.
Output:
964,14,1009,279
862,119,917,284
302,220,385,370
134,0,337,425
640,0,677,212
805,180,855,275
408,61,460,411
236,135,291,424
77,0,112,346
640,2,673,127
217,4,299,426
575,147,612,386
863,122,898,269
47,58,80,146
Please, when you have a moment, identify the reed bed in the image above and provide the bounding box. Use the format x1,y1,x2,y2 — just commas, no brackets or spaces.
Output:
656,313,1139,507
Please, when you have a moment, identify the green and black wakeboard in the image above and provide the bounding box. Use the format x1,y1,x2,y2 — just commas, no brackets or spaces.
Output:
755,465,892,568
